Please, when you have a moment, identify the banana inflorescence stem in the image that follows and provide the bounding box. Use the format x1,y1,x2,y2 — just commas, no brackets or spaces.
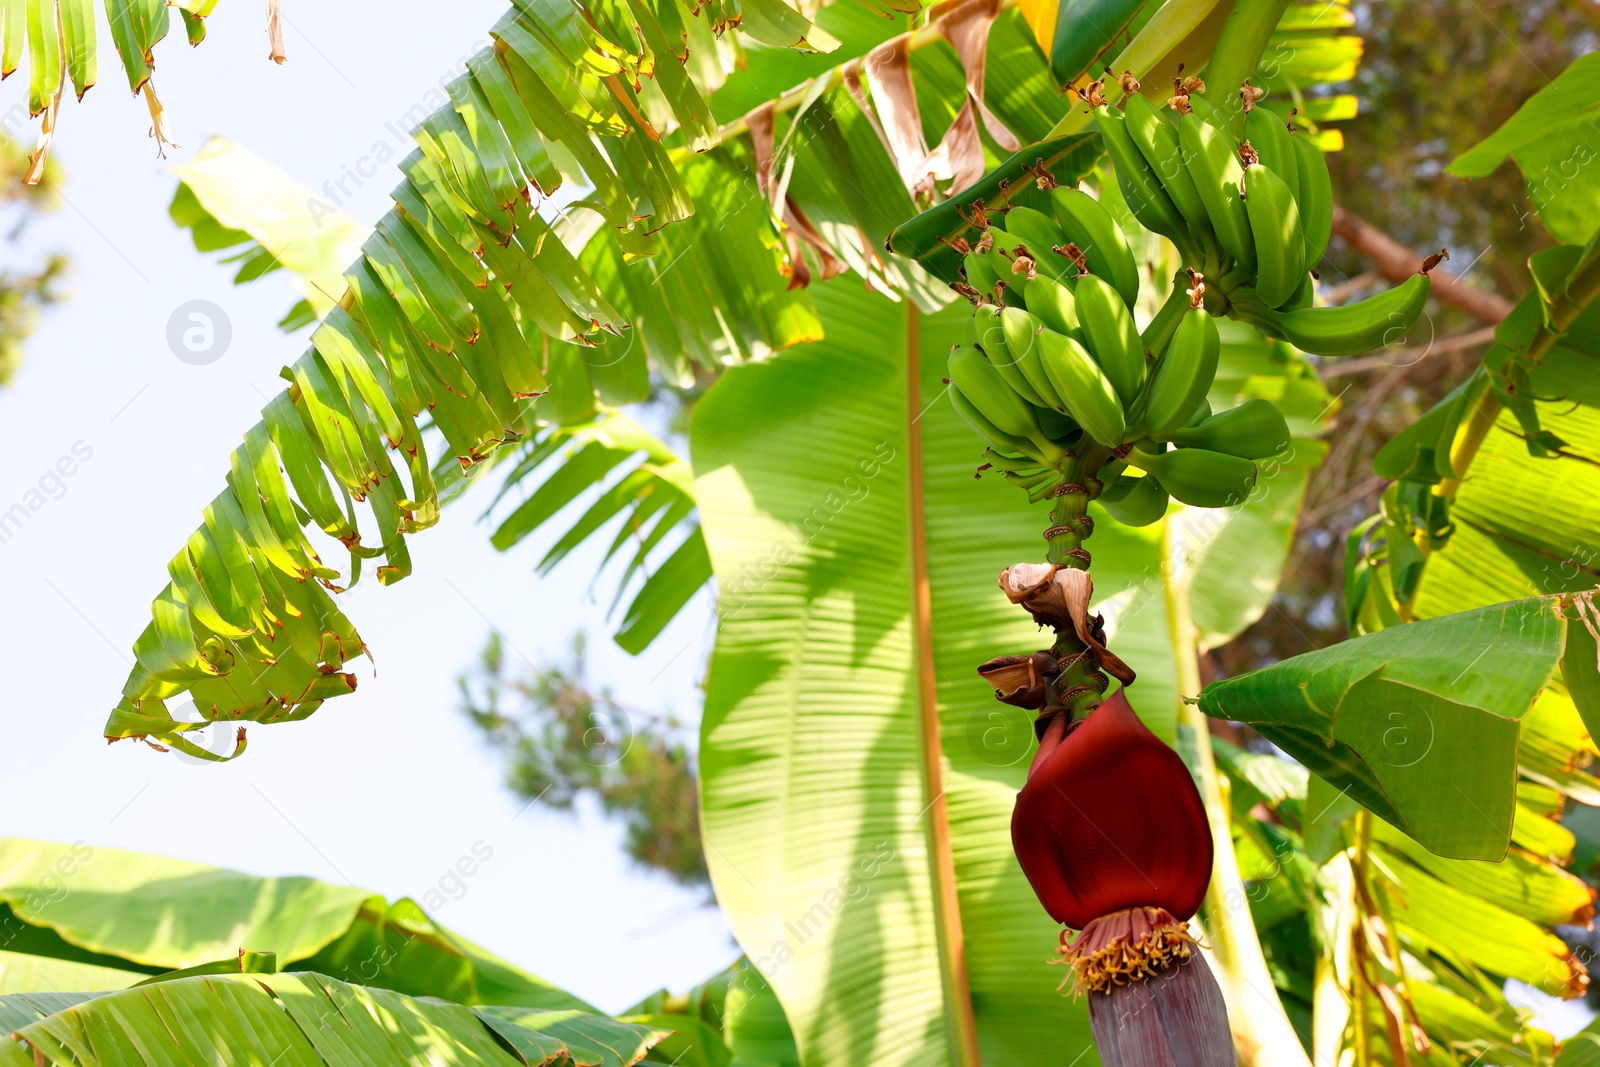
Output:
1036,444,1116,734
1042,442,1112,569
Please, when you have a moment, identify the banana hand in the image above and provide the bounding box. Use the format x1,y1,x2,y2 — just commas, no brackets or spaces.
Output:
1096,104,1193,257
1126,93,1211,239
1179,110,1255,274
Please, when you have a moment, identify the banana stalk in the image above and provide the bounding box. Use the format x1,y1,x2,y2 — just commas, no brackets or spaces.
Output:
1165,516,1315,1067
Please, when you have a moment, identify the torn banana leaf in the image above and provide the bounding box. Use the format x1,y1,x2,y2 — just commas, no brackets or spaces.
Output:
1199,594,1585,861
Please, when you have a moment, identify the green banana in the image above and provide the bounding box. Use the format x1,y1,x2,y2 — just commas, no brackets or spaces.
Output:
1022,274,1081,339
982,450,1049,474
1164,397,1290,459
999,306,1068,408
1243,105,1298,206
1035,404,1080,442
1291,131,1333,268
1184,397,1213,427
1075,273,1145,407
1185,93,1238,134
1098,474,1170,527
1125,445,1258,508
1125,93,1210,235
964,250,1000,302
1142,303,1220,436
948,344,1042,440
950,387,1047,462
1252,274,1431,357
977,310,1049,407
1049,187,1141,309
1038,329,1126,447
1002,468,1058,489
1244,162,1304,308
1000,206,1073,284
1095,104,1191,252
1283,268,1314,311
1179,110,1255,273
974,303,1006,352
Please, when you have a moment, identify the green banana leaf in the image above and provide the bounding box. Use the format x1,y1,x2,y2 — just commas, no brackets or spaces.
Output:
694,279,1082,1067
0,972,668,1067
122,0,1097,740
170,137,368,330
1198,596,1570,861
1049,0,1158,85
1449,49,1600,244
625,958,800,1067
0,0,212,102
0,839,593,1012
477,412,706,654
0,841,800,1067
0,952,142,995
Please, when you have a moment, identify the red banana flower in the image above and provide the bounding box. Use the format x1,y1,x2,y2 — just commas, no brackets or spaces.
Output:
1012,690,1234,1065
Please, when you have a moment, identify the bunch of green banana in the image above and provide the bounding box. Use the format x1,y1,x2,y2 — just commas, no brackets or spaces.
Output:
1093,82,1434,358
950,214,1292,519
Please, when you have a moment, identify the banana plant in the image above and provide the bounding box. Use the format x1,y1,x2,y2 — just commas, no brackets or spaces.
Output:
78,1,1392,1064
681,267,1344,1066
0,837,804,1067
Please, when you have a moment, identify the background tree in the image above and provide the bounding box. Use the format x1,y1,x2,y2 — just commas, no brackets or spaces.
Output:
459,631,709,891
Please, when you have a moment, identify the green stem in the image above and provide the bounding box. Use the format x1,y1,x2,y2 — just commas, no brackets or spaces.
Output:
1165,518,1313,1067
1437,241,1600,493
1351,812,1374,1067
1200,0,1294,136
1043,0,1231,138
1040,447,1113,722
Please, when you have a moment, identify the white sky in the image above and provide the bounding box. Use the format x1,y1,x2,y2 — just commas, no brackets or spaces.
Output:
0,2,734,1013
